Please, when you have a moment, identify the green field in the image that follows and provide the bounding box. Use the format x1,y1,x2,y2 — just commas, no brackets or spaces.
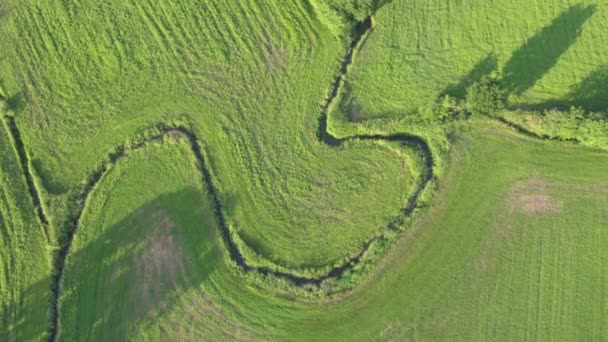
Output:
50,126,608,340
345,0,608,120
1,0,607,340
0,117,52,341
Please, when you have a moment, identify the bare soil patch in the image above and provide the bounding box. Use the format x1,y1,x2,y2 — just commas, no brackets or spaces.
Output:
507,177,563,215
517,194,562,214
131,208,189,317
261,31,286,72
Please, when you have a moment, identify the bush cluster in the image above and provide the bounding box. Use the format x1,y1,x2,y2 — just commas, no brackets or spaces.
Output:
465,76,507,117
537,107,608,149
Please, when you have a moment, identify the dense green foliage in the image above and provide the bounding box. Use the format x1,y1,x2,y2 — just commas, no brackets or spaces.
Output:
466,77,506,117
310,0,383,36
1,0,608,340
502,107,608,149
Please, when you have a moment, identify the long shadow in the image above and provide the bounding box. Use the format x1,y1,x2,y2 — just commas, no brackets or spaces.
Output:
509,64,608,114
566,65,608,113
441,53,498,99
54,189,216,340
502,4,596,96
2,276,52,341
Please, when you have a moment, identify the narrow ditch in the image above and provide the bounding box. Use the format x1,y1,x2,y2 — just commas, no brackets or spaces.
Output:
496,116,580,143
7,10,601,342
2,15,436,342
1,115,51,243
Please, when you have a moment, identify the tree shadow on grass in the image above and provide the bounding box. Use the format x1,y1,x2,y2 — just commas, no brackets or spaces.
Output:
56,188,218,340
1,275,53,341
566,65,608,113
31,159,67,194
509,65,608,114
5,92,26,113
502,4,596,96
441,53,498,99
443,5,600,114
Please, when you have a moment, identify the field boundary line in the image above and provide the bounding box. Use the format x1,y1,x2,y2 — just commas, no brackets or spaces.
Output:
0,113,51,244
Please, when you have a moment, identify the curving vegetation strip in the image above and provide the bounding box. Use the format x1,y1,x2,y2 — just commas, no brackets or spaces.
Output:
495,116,580,143
3,9,604,341
0,15,434,340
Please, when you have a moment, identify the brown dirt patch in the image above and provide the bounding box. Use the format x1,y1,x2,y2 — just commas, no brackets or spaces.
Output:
261,31,286,72
507,177,563,215
159,289,262,341
517,194,562,214
131,208,189,317
377,321,407,341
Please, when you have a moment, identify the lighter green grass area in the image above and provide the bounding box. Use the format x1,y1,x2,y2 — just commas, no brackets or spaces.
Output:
0,0,417,270
58,124,608,340
0,120,52,341
348,0,608,119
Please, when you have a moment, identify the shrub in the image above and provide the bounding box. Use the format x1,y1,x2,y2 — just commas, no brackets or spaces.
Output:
503,107,608,150
466,76,506,117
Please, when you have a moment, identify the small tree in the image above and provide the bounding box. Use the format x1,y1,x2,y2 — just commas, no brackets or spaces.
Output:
466,76,506,117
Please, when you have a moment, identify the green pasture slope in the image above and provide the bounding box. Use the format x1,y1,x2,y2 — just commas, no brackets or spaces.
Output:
0,115,52,340
0,0,415,272
56,127,608,340
0,0,607,340
345,0,608,120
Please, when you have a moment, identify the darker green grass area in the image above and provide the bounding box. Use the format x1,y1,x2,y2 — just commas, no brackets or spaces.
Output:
59,140,222,340
62,189,215,340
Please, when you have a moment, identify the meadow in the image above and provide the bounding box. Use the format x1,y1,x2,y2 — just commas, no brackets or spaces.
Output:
0,0,607,340
1,111,52,341
52,126,608,340
344,0,608,121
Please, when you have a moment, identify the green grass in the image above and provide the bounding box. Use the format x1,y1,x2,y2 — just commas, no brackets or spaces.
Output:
1,0,608,339
0,117,52,341
346,0,608,120
56,124,608,340
0,0,419,271
59,138,225,340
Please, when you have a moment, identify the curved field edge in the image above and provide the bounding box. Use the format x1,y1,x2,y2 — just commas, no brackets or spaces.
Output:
0,12,441,339
2,2,604,340
0,11,434,291
56,125,608,340
0,0,436,268
57,139,260,340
